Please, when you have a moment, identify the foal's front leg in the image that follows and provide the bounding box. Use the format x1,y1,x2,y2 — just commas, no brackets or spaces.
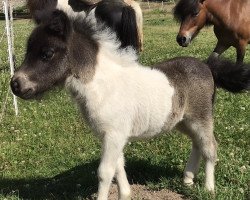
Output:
97,133,127,200
116,154,131,200
179,119,217,192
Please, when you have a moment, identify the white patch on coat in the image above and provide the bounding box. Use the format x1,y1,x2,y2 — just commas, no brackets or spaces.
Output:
183,31,192,44
66,22,175,139
56,0,86,19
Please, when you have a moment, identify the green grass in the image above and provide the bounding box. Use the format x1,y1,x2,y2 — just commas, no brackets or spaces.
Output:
0,8,250,200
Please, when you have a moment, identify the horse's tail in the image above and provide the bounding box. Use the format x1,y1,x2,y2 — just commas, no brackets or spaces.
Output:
206,58,250,93
118,6,139,52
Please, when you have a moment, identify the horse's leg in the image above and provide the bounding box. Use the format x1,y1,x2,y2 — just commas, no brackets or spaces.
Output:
138,17,143,52
97,133,127,200
183,143,201,186
135,4,143,52
178,118,217,192
177,123,201,186
236,40,247,64
116,153,131,200
208,41,230,61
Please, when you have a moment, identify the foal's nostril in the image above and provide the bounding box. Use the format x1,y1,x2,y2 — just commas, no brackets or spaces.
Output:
13,80,19,89
11,79,21,94
10,75,36,99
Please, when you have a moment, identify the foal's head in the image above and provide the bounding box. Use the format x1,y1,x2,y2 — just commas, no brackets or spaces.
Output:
174,0,208,47
11,10,72,99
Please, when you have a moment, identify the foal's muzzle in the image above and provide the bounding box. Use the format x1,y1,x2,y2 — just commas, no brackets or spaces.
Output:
10,73,37,99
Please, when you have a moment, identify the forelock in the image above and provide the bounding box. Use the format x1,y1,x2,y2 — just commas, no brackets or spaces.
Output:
173,0,200,22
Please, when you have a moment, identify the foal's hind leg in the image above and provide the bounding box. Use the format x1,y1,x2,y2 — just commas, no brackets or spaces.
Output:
178,118,217,192
183,143,201,186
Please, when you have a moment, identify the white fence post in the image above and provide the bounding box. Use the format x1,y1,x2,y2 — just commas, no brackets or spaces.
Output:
147,0,150,9
10,1,15,56
3,0,18,116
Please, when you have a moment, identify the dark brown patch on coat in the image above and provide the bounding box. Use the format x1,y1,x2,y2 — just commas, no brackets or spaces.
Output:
153,57,215,127
69,19,99,83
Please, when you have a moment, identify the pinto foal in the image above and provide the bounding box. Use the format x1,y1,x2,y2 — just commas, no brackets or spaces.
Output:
11,10,250,200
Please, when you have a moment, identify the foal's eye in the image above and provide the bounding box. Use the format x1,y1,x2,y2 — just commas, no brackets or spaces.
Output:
41,49,55,61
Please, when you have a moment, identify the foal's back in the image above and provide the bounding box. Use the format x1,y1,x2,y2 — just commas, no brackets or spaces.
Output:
154,57,214,95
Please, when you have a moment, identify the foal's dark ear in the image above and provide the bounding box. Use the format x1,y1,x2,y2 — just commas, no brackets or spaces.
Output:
47,10,72,40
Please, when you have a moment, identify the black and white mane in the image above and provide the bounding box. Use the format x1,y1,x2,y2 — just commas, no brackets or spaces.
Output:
77,11,138,64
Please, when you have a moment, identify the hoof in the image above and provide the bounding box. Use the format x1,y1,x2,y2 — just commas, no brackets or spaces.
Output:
119,194,131,200
183,177,194,187
205,184,215,193
119,189,131,200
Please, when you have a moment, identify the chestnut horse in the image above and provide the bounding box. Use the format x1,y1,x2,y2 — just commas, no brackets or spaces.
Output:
174,0,250,63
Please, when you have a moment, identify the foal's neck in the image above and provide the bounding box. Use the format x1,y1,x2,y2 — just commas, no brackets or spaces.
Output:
69,31,99,83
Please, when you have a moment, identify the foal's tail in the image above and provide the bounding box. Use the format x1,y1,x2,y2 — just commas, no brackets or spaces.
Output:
119,6,139,52
207,58,250,93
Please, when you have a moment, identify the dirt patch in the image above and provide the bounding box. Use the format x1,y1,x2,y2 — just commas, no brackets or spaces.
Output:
90,184,186,200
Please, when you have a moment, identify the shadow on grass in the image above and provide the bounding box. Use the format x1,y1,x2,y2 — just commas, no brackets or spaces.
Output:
0,159,182,199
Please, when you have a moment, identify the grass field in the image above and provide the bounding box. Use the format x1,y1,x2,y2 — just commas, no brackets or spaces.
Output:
0,7,249,200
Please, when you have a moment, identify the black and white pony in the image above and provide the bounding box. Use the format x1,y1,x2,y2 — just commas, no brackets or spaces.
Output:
26,0,143,52
11,10,250,200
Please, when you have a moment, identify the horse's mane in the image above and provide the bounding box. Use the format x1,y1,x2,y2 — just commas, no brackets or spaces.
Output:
73,11,138,67
173,0,200,22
